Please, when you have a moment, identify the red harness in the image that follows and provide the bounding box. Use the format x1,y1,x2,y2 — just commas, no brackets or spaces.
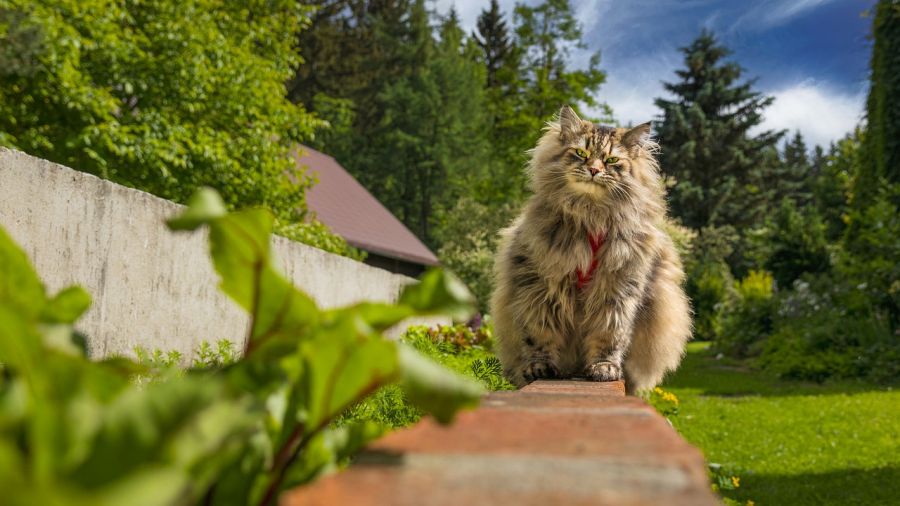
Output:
576,231,606,290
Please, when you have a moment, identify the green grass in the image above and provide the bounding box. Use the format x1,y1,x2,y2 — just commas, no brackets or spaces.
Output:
661,342,900,505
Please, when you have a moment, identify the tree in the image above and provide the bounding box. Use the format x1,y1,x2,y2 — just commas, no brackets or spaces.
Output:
655,31,783,231
294,2,490,245
373,6,490,243
811,134,857,241
775,131,814,206
763,200,830,288
0,0,320,221
859,0,900,197
842,1,900,324
474,0,516,90
514,0,608,123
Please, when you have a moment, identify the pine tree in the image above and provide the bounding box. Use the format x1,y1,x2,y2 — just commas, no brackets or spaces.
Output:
472,0,529,202
655,30,783,231
474,0,515,90
775,131,814,206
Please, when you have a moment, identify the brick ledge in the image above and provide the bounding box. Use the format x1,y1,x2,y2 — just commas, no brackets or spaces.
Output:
281,380,717,506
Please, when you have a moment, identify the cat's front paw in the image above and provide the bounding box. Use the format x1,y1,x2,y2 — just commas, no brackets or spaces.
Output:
521,360,560,383
585,361,622,382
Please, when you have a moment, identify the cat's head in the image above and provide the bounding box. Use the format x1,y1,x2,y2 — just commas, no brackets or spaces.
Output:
528,105,660,204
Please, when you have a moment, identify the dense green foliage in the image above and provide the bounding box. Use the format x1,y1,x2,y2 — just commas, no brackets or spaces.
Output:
0,0,360,258
659,26,899,383
662,343,900,506
0,188,483,505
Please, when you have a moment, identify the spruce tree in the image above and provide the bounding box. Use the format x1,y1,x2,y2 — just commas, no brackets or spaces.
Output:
474,0,515,90
775,131,814,206
472,0,530,201
655,30,783,231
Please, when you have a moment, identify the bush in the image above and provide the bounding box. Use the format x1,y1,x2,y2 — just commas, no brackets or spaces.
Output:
434,197,518,312
716,271,776,358
759,274,899,383
274,219,366,261
762,199,830,288
686,258,734,341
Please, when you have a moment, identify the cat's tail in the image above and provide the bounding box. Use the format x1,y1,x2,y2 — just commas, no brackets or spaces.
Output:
624,254,693,394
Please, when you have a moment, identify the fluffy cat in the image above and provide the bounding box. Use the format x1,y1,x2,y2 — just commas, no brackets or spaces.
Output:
490,105,692,394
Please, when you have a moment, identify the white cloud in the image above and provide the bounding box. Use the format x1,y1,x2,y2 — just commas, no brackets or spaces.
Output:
755,81,865,146
730,0,841,31
598,70,864,147
586,53,679,126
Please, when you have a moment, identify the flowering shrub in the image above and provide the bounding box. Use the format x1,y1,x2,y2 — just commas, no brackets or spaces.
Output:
760,274,898,382
646,387,680,417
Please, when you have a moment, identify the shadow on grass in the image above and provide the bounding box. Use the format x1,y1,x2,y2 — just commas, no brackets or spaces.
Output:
724,466,900,506
662,342,894,397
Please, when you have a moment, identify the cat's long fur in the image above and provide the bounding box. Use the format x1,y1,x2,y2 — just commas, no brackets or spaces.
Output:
491,106,692,394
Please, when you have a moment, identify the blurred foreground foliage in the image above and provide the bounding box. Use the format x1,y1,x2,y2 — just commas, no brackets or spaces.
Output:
0,188,482,505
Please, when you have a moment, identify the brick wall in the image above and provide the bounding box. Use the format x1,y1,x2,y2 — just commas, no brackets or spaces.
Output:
283,380,718,505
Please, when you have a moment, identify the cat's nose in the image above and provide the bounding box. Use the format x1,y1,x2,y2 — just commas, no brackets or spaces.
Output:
589,167,600,176
589,160,603,176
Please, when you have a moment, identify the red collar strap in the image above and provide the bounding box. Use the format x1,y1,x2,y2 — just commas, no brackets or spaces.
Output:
576,231,606,290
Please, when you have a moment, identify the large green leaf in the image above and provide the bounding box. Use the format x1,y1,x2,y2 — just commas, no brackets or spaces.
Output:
399,269,474,321
302,314,400,428
168,191,319,352
67,376,251,496
165,188,228,231
40,286,91,325
0,226,46,321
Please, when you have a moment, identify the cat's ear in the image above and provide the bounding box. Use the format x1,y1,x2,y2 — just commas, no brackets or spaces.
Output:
558,105,583,142
622,122,652,148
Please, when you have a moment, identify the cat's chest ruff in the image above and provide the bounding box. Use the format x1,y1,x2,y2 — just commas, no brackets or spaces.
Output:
575,230,606,290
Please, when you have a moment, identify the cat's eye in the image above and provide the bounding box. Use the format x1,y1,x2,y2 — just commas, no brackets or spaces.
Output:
605,156,619,165
575,148,589,159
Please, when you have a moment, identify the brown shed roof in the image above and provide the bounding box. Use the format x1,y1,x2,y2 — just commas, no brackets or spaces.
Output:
296,145,439,266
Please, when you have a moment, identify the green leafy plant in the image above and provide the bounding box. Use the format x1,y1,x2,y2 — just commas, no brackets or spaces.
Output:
0,188,483,505
470,357,509,392
338,322,514,429
192,340,238,369
645,386,680,418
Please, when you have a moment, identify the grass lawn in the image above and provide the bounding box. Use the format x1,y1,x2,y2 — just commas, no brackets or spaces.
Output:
661,342,900,505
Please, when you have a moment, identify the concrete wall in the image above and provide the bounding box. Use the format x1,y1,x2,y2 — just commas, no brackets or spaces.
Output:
0,148,445,360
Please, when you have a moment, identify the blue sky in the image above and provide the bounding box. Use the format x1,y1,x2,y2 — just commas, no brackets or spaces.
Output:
436,0,875,147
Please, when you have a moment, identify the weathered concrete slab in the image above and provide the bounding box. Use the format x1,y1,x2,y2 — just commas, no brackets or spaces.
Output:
0,148,445,359
281,380,718,506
